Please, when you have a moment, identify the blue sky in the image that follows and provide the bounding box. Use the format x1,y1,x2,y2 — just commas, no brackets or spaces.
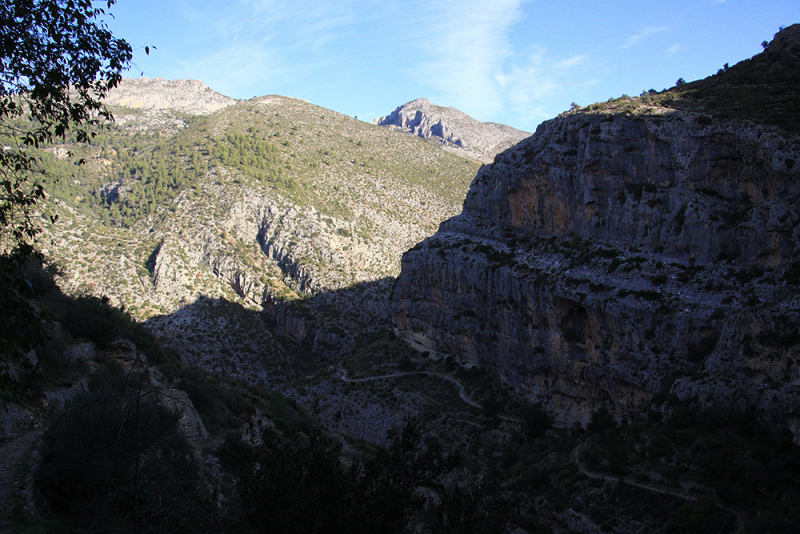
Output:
106,0,800,132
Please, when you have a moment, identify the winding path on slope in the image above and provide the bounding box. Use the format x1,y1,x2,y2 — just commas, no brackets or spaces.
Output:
334,367,524,422
334,366,744,530
571,441,745,534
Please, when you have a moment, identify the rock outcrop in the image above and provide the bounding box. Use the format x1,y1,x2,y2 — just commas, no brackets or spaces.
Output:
105,77,236,115
391,27,800,436
374,98,530,163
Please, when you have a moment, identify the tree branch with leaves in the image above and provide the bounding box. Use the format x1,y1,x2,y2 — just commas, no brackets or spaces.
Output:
0,0,133,403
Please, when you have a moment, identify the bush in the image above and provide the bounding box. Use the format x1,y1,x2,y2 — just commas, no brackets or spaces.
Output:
35,371,215,532
523,403,552,440
45,293,132,347
219,422,448,533
178,365,260,433
0,254,53,403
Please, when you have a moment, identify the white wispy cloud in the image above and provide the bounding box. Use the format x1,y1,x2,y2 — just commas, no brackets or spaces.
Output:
157,0,592,128
165,0,363,96
494,45,591,127
555,55,584,69
496,50,558,125
397,0,523,119
620,26,667,49
668,43,682,54
236,0,360,47
173,43,289,98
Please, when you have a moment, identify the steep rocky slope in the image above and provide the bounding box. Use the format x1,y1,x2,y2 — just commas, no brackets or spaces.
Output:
39,82,480,373
391,26,800,436
374,98,530,163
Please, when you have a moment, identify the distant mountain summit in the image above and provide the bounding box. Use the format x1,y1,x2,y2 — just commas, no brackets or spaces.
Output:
373,98,530,163
105,77,236,115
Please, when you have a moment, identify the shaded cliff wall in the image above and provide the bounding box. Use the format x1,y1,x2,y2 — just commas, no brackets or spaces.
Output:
392,107,800,433
466,110,800,267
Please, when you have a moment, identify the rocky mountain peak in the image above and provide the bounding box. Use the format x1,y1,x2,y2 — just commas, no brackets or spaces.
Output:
105,77,236,115
373,98,529,164
405,97,432,106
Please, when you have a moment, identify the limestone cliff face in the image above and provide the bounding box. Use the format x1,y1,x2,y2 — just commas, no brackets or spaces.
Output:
391,104,800,434
374,98,530,164
466,109,799,267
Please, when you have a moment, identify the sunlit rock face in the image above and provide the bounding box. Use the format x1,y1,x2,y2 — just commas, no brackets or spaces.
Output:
392,102,800,435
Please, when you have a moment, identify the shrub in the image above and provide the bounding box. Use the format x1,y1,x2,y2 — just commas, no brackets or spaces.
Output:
784,261,800,286
219,422,449,533
696,115,713,126
650,274,669,286
523,403,552,440
35,372,213,531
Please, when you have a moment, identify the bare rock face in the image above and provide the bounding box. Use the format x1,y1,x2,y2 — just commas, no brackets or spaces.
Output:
105,77,236,115
391,100,800,434
467,110,800,267
373,98,530,163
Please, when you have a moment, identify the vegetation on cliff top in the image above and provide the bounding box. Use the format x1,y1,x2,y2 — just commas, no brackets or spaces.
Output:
667,24,800,131
578,24,800,133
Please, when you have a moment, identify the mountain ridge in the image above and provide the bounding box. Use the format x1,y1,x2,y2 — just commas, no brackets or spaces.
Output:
38,87,480,377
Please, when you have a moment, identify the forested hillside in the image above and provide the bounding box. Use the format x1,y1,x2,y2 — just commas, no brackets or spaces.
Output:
35,89,478,327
